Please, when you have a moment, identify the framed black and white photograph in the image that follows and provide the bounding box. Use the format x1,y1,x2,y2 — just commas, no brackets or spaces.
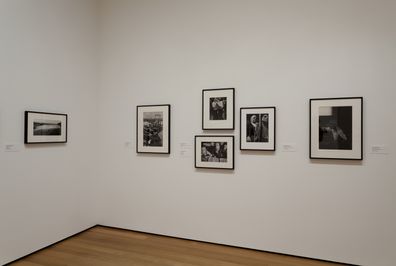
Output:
202,88,235,130
195,135,234,170
310,97,363,160
136,104,170,154
24,111,68,144
240,107,276,151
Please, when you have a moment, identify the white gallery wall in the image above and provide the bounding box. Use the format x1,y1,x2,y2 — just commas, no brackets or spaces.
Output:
97,1,396,266
1,1,396,266
0,0,100,264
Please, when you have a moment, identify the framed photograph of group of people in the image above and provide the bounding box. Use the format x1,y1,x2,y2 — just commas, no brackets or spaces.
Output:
136,104,171,154
135,92,363,169
196,88,236,169
195,135,234,170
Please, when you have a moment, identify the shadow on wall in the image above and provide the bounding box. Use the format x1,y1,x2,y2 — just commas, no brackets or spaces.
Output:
309,159,363,166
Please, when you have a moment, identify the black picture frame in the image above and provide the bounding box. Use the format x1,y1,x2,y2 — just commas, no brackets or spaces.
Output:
202,88,235,130
136,104,171,154
24,111,68,144
194,135,234,170
240,107,276,151
309,97,363,160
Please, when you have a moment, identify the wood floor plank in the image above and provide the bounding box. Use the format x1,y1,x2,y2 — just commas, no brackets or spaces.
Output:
9,226,349,266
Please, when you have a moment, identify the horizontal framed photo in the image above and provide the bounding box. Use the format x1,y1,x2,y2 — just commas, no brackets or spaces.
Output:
240,107,276,151
310,97,363,160
24,111,68,144
136,104,170,154
195,135,234,170
202,88,235,130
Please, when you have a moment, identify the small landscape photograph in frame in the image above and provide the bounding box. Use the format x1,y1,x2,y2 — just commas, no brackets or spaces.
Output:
202,88,235,130
136,104,170,154
240,107,276,151
24,111,68,144
195,135,234,170
310,97,363,160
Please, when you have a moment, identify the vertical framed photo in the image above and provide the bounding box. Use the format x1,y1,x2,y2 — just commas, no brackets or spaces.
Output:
310,97,363,160
202,88,235,130
136,104,170,154
195,135,234,170
240,107,276,151
24,111,68,144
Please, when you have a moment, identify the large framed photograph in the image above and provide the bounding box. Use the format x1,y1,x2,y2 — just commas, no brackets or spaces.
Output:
310,97,363,160
240,107,276,151
195,135,234,170
136,104,170,154
24,111,67,144
202,88,235,130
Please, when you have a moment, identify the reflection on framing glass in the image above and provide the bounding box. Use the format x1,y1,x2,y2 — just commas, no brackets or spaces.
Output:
310,97,363,160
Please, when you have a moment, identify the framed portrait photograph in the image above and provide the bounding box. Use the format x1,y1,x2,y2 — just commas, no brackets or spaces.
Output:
24,111,68,144
136,104,170,154
240,107,276,151
202,88,235,130
195,135,234,170
310,97,363,160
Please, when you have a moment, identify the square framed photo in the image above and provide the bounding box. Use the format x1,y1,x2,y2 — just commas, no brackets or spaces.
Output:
195,135,234,170
310,97,363,160
24,111,67,144
136,104,170,154
202,88,235,130
240,107,276,151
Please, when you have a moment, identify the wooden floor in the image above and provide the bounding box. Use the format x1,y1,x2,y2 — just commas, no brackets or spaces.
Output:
10,226,347,266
